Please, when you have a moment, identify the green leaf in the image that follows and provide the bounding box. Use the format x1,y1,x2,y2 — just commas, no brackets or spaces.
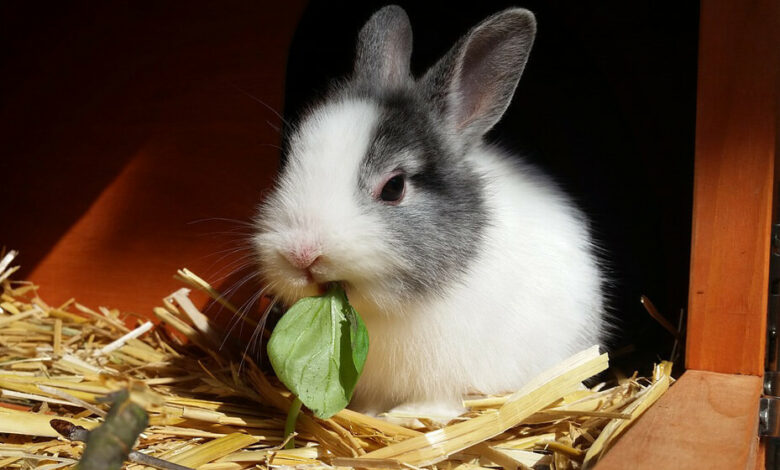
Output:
343,294,369,375
267,285,369,419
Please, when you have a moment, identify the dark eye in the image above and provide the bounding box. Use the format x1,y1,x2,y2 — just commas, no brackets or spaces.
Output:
379,174,405,203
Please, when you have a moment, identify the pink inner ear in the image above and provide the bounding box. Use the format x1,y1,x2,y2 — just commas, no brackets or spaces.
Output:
380,37,412,88
455,32,503,131
455,87,491,132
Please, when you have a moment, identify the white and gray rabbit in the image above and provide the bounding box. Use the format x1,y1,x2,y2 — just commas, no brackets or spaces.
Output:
253,5,606,422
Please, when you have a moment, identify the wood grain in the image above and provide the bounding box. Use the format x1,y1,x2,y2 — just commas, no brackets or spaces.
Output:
596,370,762,469
686,0,780,374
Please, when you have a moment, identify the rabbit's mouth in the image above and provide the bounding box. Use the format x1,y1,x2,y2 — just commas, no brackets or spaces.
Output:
301,277,344,297
320,280,352,297
305,260,349,291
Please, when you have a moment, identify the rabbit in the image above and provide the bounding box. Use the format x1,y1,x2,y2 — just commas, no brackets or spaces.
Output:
252,5,606,423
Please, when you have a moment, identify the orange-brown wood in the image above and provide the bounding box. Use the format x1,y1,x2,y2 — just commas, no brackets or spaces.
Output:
686,0,780,375
2,3,307,316
596,370,762,470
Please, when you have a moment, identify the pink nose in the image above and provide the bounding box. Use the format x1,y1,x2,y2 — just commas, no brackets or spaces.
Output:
284,246,321,270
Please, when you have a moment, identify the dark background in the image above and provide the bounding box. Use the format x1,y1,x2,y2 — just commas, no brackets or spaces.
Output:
283,1,699,372
1,1,699,372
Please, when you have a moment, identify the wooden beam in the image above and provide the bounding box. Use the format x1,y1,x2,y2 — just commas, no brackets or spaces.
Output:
595,370,762,469
686,0,779,375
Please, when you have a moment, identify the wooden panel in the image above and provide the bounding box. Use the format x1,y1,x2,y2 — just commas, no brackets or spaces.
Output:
5,3,307,313
596,370,762,469
686,0,780,374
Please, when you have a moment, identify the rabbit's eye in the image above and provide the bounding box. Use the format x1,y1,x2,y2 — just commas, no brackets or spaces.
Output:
379,174,405,203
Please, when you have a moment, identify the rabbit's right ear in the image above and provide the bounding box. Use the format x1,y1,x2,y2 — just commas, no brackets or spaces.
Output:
354,5,413,90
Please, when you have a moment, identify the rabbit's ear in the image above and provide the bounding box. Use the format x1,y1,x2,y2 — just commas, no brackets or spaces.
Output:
354,5,413,90
423,9,536,146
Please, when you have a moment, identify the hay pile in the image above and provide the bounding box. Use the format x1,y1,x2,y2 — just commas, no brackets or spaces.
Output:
0,250,672,469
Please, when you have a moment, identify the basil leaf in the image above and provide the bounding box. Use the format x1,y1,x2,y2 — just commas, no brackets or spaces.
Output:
342,292,369,375
267,286,369,419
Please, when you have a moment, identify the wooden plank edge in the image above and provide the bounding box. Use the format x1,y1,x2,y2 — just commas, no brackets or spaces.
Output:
595,369,761,470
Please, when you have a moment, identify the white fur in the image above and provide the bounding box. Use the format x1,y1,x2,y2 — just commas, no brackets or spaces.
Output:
351,146,604,416
255,99,403,304
255,98,604,422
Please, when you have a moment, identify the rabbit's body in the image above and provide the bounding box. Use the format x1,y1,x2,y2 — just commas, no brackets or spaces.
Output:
351,142,603,416
254,5,606,422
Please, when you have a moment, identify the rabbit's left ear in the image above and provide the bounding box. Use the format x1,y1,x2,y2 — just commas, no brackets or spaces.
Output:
423,9,536,145
353,5,413,90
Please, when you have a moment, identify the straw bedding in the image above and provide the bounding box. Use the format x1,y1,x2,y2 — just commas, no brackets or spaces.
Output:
0,250,672,469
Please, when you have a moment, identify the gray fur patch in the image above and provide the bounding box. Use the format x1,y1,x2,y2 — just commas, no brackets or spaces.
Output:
353,5,413,90
349,86,490,299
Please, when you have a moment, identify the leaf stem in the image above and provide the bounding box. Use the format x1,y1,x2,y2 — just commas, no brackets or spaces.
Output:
284,397,303,449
